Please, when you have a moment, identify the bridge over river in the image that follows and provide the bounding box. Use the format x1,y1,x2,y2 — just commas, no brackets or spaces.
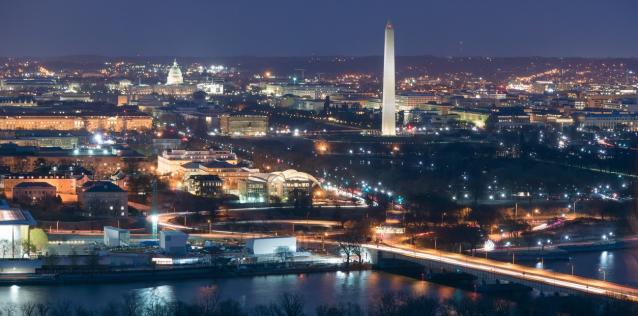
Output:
366,243,638,302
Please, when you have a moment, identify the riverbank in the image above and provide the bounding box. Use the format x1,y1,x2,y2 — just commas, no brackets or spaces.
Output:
0,263,371,286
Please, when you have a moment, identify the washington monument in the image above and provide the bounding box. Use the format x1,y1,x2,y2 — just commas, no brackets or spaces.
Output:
381,21,396,136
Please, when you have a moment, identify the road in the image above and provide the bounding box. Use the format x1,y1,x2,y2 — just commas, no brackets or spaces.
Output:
370,241,638,301
50,212,638,301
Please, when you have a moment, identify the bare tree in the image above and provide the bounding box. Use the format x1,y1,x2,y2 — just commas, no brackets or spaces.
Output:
2,303,17,316
20,302,37,316
256,293,305,316
53,300,72,316
121,293,143,316
196,286,220,316
0,240,9,258
36,302,51,316
275,246,293,263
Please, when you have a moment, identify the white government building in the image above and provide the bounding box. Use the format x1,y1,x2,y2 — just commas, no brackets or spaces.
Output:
166,60,184,86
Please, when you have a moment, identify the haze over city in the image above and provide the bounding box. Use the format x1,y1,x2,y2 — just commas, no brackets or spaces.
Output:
2,0,638,57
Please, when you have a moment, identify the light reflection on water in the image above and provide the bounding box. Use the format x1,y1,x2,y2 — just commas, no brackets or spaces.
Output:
534,249,638,287
0,271,474,311
2,250,638,309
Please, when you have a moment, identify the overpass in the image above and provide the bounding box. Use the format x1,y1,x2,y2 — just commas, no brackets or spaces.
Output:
366,243,638,301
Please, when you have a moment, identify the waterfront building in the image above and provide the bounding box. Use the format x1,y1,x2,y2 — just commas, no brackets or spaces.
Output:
381,21,397,136
0,205,38,267
246,236,297,256
103,226,130,247
160,230,188,255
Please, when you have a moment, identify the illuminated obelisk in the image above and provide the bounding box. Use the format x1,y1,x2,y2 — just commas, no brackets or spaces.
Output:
381,21,396,136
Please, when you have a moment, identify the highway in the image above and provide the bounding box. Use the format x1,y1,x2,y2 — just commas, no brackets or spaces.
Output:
369,242,638,301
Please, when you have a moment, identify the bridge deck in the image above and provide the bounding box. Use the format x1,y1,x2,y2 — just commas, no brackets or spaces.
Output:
367,243,638,301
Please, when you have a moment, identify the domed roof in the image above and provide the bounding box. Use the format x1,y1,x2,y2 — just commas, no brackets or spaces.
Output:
166,59,184,85
268,169,320,185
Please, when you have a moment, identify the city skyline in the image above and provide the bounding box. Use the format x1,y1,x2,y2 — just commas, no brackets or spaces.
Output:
1,0,638,58
2,1,638,314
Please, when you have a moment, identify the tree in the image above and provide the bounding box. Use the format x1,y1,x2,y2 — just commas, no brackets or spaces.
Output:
214,299,246,316
435,225,482,252
316,303,363,316
35,303,51,316
28,228,49,252
275,246,293,263
336,227,366,267
121,292,143,316
467,205,503,227
20,302,37,316
267,293,305,316
0,240,9,258
196,286,220,316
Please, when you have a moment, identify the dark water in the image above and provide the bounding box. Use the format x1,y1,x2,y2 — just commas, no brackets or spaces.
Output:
0,271,476,311
3,249,636,310
538,248,638,287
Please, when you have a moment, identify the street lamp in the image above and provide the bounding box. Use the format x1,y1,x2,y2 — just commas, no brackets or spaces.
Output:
207,219,212,234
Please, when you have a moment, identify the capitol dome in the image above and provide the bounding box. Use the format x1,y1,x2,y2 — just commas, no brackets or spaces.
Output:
166,59,184,85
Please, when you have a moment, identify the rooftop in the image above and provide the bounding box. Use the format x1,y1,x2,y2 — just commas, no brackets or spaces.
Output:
187,174,223,181
0,207,36,226
14,182,56,189
82,181,125,193
200,160,238,169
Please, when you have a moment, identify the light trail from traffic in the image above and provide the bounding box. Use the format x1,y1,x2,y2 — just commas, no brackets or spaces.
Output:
368,242,638,301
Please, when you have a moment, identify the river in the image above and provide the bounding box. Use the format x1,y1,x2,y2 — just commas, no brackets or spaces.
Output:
538,248,638,287
0,270,476,312
2,249,636,311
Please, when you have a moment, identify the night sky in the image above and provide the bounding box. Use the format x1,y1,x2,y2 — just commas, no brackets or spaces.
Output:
1,0,637,57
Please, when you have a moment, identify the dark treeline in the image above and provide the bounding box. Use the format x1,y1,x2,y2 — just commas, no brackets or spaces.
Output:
4,290,638,316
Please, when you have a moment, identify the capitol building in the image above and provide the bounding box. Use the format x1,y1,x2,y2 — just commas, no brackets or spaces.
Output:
129,59,196,97
166,59,184,85
126,59,223,98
